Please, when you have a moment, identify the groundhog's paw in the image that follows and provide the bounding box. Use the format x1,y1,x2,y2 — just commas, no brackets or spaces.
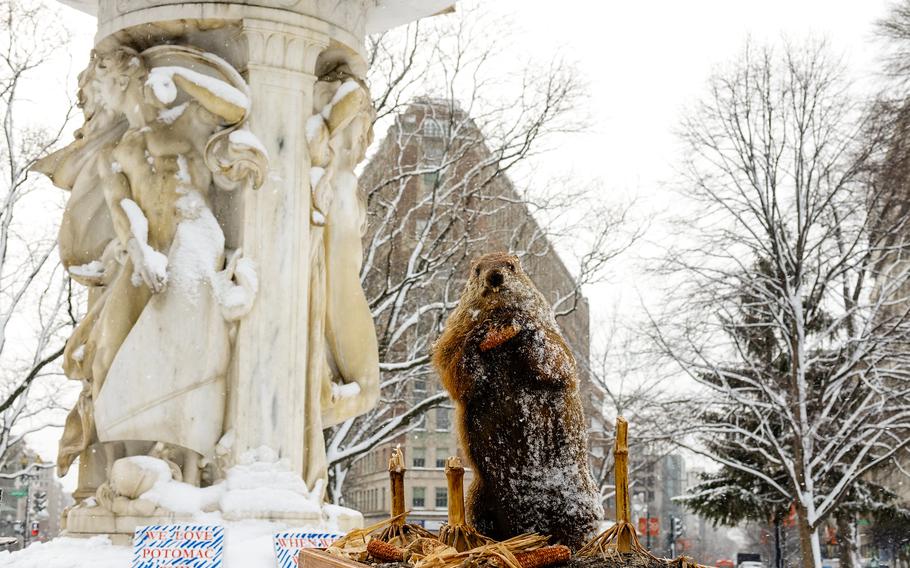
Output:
479,323,522,352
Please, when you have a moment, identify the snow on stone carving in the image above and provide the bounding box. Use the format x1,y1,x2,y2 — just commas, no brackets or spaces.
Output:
32,43,268,511
302,66,381,486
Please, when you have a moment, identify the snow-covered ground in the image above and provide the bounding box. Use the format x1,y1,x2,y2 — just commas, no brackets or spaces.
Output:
0,449,352,567
0,518,337,567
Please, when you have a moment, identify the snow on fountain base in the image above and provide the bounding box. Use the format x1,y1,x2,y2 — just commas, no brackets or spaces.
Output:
0,448,360,568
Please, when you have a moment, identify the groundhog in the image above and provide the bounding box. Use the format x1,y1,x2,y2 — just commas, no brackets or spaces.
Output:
432,252,602,549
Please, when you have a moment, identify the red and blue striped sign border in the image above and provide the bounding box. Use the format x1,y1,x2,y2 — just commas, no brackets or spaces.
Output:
273,531,345,568
133,524,224,568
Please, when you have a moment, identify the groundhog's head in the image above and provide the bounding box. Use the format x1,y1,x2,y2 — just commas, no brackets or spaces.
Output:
455,252,552,321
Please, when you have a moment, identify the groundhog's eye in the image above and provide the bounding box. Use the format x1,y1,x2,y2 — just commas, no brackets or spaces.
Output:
507,263,515,272
474,267,481,277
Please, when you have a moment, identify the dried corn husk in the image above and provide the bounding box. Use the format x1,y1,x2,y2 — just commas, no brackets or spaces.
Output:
326,512,410,561
404,538,457,563
416,534,549,568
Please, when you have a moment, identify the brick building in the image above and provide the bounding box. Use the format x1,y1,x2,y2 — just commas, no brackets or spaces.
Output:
341,98,607,528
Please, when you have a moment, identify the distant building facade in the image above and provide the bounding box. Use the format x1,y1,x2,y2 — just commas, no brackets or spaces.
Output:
341,99,605,529
624,453,687,558
0,444,70,549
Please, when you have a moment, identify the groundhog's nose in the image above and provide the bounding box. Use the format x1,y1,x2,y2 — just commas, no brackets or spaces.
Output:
486,269,504,288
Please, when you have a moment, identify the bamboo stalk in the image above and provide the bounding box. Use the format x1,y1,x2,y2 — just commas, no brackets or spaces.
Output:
614,417,631,553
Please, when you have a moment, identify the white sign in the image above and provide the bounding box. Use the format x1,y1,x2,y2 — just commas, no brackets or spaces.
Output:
133,524,224,568
273,530,345,567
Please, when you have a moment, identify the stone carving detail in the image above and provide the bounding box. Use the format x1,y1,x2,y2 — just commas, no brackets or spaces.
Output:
242,24,327,74
34,44,267,496
303,64,380,480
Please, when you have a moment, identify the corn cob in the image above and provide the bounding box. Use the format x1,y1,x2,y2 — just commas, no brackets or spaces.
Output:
368,539,406,562
479,324,521,352
513,545,571,568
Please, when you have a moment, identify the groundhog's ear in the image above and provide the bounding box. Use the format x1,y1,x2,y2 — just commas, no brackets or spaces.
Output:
479,323,522,352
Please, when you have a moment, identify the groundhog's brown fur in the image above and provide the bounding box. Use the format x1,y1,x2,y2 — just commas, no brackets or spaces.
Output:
432,252,602,550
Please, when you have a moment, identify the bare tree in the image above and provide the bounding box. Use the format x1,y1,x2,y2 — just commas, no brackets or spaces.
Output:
324,6,639,502
650,40,910,568
584,324,694,509
0,0,76,477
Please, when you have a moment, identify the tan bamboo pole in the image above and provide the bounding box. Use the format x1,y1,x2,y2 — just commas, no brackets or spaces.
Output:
445,456,466,524
614,417,632,553
389,446,406,524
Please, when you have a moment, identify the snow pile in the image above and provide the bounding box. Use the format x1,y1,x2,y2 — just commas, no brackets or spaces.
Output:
331,382,362,401
0,519,345,568
147,66,250,110
68,260,104,280
121,198,168,288
158,102,188,124
305,114,325,143
223,519,292,567
220,446,324,518
142,478,223,514
321,80,360,119
71,344,85,362
121,455,173,485
166,191,224,301
0,536,129,568
229,128,269,158
0,445,363,566
212,255,258,321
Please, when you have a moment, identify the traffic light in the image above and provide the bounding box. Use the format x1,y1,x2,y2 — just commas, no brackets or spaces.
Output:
671,516,684,539
30,490,47,516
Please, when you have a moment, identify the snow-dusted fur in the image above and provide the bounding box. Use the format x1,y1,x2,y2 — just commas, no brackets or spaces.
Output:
432,252,601,549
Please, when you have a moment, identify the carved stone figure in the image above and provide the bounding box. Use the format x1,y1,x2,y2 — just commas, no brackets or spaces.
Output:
303,64,380,488
35,44,266,491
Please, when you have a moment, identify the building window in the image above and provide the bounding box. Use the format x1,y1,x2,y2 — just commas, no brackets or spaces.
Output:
415,414,427,431
412,487,426,508
435,450,448,468
435,487,447,508
412,447,426,468
423,141,444,162
413,377,427,395
435,408,450,431
423,118,444,138
422,171,439,188
414,219,429,238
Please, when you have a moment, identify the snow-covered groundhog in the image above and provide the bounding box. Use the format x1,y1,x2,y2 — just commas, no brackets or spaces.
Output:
432,252,602,549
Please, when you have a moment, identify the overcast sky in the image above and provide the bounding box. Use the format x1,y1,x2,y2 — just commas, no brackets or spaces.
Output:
31,0,899,488
492,0,895,331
